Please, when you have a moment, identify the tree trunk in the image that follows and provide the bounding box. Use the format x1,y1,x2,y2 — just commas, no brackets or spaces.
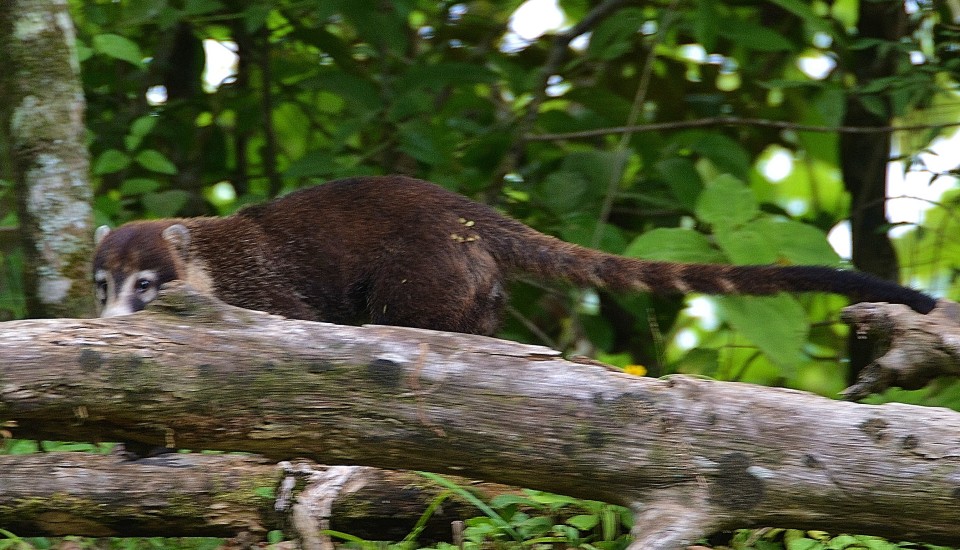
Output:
0,0,95,318
840,0,908,382
1,284,959,549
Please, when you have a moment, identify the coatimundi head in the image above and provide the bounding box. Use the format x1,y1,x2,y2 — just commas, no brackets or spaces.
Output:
93,221,191,316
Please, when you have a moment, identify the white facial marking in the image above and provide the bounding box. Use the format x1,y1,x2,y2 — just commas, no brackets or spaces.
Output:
97,269,160,317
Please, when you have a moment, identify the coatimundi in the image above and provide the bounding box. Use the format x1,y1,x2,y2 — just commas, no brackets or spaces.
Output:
94,175,936,333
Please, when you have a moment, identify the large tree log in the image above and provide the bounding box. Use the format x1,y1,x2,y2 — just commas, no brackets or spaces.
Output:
0,453,492,543
1,284,959,550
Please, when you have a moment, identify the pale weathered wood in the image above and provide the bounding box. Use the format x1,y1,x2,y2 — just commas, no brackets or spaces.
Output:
841,300,960,399
1,283,959,549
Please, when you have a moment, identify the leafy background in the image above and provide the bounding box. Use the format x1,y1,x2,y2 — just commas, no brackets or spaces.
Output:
4,0,960,400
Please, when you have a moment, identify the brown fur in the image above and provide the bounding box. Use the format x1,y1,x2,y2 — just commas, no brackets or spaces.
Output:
93,176,936,333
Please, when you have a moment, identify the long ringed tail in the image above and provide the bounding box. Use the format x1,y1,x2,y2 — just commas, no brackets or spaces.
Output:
490,223,936,314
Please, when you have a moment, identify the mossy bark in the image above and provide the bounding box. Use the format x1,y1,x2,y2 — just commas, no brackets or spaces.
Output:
0,0,94,318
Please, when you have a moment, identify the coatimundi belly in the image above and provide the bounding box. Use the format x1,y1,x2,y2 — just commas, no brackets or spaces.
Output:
93,175,936,333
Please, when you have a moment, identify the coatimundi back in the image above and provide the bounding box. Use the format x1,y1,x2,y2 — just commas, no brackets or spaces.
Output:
93,175,936,333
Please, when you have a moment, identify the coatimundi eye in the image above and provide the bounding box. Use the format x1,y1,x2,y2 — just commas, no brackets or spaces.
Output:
95,280,107,304
135,278,153,293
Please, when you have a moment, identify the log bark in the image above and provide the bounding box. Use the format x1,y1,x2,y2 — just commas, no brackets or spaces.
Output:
841,300,960,399
1,284,959,549
0,453,491,543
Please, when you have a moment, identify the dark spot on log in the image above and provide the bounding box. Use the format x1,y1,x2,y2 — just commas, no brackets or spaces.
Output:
952,487,960,500
399,486,422,501
108,355,145,386
859,418,889,442
706,412,718,425
197,364,214,376
591,391,655,424
261,361,277,371
586,430,607,448
367,358,402,387
78,348,102,372
308,361,334,374
709,452,764,511
561,443,575,457
803,454,823,469
901,435,919,450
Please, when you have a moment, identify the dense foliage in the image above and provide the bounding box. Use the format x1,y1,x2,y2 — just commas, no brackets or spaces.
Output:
4,0,960,398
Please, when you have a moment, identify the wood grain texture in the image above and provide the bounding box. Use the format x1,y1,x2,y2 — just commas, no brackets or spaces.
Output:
1,283,959,549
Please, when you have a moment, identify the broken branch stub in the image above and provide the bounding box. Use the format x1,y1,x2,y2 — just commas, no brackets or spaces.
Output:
841,300,960,400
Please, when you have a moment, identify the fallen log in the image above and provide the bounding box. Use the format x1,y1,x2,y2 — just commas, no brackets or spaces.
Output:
0,453,492,542
1,283,958,549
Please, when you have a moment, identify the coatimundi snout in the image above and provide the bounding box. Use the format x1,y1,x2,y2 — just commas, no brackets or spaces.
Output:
93,175,936,333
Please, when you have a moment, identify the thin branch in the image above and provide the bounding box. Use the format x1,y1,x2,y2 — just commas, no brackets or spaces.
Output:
591,0,680,249
526,117,960,141
257,32,282,197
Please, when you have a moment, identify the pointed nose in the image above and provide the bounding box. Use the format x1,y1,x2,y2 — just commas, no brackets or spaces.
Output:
99,302,137,317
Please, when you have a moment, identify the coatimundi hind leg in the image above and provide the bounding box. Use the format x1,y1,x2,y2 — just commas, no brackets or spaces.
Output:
366,249,507,335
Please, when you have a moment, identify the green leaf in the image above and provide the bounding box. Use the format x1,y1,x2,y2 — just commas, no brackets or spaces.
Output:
694,0,720,51
560,150,627,190
121,0,169,26
184,0,224,15
130,116,158,138
92,34,144,66
125,116,156,151
396,62,496,92
656,158,704,211
714,226,778,264
748,219,842,266
624,228,725,263
135,150,178,175
488,494,539,509
671,348,720,376
581,315,614,350
285,150,336,178
397,121,454,166
695,174,758,228
785,537,824,550
587,8,645,60
142,190,189,218
686,133,753,177
716,294,808,369
253,486,275,498
560,218,627,253
119,178,160,196
75,38,93,62
243,4,272,33
93,149,131,175
768,0,834,35
850,534,898,549
540,172,588,213
719,21,794,52
566,514,600,531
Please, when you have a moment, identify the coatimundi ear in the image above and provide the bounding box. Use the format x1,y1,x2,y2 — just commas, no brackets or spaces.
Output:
162,224,191,260
94,225,111,245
